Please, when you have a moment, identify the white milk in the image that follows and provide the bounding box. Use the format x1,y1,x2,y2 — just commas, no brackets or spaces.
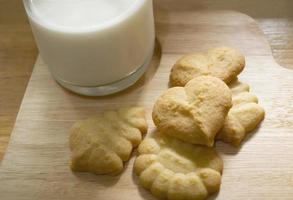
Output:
24,0,155,94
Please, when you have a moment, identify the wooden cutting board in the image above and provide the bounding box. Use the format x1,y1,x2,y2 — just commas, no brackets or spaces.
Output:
1,7,293,200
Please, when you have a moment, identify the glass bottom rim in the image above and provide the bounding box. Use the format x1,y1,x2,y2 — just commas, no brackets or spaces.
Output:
54,52,152,96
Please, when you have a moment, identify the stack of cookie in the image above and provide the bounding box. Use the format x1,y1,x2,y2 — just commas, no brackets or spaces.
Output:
69,47,265,200
134,47,265,200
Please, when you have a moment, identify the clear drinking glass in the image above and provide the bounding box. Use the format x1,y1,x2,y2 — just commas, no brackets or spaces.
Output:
23,0,155,96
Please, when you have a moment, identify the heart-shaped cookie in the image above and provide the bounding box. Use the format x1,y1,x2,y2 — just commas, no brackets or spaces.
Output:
217,79,265,146
69,107,147,175
152,76,232,146
134,131,223,200
170,47,245,86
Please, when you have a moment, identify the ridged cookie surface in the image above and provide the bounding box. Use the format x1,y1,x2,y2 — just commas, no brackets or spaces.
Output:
153,76,232,146
69,107,147,175
134,131,223,200
170,47,245,86
217,79,265,146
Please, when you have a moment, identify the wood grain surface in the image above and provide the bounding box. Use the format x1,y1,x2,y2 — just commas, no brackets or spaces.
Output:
156,0,293,69
1,7,293,200
1,0,293,162
0,0,37,161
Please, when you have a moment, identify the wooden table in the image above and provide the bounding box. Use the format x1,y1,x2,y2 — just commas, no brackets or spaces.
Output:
0,0,292,161
0,0,37,161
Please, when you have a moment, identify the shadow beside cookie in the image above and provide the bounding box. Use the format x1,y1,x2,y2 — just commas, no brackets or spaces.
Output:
71,156,135,187
207,191,220,200
72,171,121,187
131,170,157,200
216,123,263,155
131,129,157,200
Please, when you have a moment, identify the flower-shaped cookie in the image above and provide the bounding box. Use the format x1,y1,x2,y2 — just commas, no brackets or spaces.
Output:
134,131,223,200
69,107,147,175
217,79,265,146
152,76,232,146
170,47,245,86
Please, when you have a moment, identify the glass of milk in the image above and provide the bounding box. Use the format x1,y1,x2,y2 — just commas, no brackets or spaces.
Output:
23,0,155,96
